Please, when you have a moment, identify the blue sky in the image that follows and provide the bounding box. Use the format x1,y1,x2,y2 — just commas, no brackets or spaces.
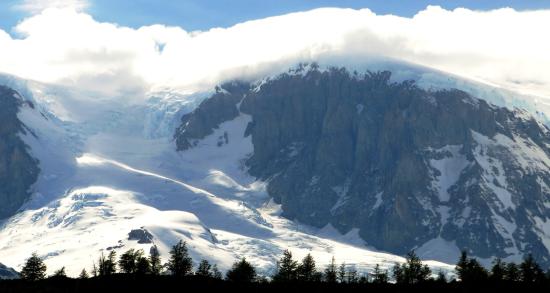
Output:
2,0,550,32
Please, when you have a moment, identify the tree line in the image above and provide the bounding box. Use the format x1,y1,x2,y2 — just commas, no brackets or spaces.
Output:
12,240,550,288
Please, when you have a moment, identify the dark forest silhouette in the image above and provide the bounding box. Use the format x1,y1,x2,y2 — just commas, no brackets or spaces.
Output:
2,239,550,292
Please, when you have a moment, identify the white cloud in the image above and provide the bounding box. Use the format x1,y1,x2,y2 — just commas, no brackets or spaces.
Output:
15,0,89,13
0,6,549,99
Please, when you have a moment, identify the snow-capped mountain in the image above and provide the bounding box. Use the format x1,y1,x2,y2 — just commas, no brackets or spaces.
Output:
0,59,549,277
0,67,455,278
175,63,550,267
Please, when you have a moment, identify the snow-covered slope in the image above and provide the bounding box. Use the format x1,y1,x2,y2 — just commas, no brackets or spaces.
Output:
0,75,454,277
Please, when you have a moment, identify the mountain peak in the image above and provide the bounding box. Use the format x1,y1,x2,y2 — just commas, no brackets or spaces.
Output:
176,66,550,266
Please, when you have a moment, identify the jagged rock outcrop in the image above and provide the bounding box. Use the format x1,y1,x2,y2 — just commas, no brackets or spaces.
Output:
175,82,250,151
175,65,550,265
128,228,154,244
0,86,39,219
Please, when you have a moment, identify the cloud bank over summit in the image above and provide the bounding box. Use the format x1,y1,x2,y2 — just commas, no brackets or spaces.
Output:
0,5,549,99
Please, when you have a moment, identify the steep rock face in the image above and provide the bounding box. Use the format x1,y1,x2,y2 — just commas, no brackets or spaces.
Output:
0,86,40,219
175,66,550,265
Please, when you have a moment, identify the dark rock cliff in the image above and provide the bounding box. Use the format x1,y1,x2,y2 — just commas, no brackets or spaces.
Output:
0,86,39,219
175,82,250,151
0,263,19,279
175,66,550,265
